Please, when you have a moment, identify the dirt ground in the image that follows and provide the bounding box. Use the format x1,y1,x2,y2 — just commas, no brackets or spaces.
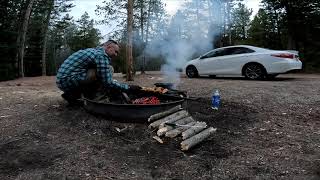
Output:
0,72,319,180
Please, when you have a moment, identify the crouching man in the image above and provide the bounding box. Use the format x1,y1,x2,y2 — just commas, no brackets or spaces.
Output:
56,40,141,105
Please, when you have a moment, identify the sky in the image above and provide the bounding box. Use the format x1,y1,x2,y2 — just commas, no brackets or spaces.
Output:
70,0,262,40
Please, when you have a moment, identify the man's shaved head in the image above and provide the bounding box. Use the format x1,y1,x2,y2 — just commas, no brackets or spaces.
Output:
103,40,120,58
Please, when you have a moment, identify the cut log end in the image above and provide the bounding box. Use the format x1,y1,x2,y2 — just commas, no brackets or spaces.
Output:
157,126,172,136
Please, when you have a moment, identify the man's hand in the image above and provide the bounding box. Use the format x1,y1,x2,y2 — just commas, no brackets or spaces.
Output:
129,85,142,92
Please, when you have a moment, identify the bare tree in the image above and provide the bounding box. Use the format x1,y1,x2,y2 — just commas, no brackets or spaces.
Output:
41,0,54,76
18,0,35,77
139,0,146,74
126,0,134,81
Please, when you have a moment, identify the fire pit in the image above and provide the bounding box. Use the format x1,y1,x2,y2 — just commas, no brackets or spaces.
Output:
83,91,186,122
154,82,175,89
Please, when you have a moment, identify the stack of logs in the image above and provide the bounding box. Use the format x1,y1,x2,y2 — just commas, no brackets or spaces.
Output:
148,105,217,151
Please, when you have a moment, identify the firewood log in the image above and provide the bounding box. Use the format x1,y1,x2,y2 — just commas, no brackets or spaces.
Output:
180,127,217,151
148,110,189,129
165,121,197,138
148,105,182,122
181,122,207,140
157,116,194,136
158,113,192,129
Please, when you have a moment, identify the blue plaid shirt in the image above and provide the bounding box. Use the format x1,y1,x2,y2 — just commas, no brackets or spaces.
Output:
56,47,129,92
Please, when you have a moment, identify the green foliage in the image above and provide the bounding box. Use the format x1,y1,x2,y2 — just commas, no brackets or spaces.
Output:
248,0,320,71
67,12,102,51
231,2,253,42
247,8,283,49
0,0,26,80
2,0,320,80
47,11,102,71
0,0,76,80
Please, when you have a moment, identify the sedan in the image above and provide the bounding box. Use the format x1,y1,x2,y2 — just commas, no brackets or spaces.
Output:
184,45,302,80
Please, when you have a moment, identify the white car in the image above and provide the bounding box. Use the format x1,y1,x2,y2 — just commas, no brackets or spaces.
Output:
184,45,302,80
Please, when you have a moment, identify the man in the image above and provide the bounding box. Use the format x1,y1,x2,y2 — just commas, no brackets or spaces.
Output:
56,40,141,105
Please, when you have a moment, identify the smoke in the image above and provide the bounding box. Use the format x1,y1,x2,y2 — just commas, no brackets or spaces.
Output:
144,0,225,87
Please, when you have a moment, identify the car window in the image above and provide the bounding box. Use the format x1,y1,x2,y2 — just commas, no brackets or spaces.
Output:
201,49,228,59
201,50,216,59
226,47,255,55
201,47,255,59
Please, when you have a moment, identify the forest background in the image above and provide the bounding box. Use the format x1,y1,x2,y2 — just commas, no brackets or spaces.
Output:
1,0,319,81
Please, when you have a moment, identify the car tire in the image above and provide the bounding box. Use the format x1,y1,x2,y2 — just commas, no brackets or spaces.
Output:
186,66,199,78
243,63,266,80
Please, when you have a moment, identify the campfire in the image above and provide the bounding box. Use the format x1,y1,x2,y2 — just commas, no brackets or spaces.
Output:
91,83,187,105
82,83,187,121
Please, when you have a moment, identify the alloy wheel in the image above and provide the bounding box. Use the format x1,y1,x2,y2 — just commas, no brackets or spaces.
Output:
244,64,265,80
186,66,198,78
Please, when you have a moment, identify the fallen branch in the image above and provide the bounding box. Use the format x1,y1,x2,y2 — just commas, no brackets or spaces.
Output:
181,122,207,140
148,110,189,129
157,116,194,136
181,127,217,151
165,121,197,138
148,105,182,122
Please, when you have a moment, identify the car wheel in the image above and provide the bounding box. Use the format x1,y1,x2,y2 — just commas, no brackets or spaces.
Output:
186,66,199,78
243,63,266,80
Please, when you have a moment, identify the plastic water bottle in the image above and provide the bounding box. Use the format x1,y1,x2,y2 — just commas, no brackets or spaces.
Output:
211,89,220,110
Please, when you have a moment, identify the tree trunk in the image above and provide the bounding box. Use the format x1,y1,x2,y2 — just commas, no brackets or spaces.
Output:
14,1,26,77
41,0,54,76
142,0,154,74
18,0,35,77
145,0,152,43
140,0,146,74
284,2,297,50
287,34,296,50
140,0,144,42
126,0,134,81
227,1,232,45
242,26,246,39
196,0,200,27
